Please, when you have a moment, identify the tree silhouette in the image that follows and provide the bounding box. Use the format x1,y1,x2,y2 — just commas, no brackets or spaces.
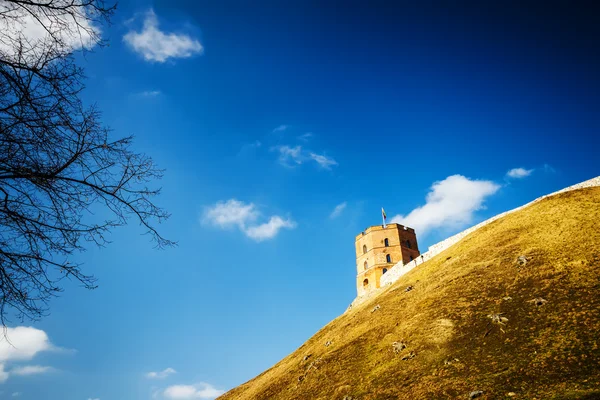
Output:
0,0,173,323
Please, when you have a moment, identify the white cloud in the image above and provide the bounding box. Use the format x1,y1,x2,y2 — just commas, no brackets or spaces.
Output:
244,216,296,242
202,199,259,230
202,200,295,242
390,175,500,236
309,152,337,169
87,398,100,400
273,145,303,167
163,383,224,400
10,365,53,376
0,326,60,383
11,393,20,397
0,0,99,62
146,367,177,379
506,167,533,179
272,125,289,133
123,9,203,62
0,327,54,363
329,202,347,219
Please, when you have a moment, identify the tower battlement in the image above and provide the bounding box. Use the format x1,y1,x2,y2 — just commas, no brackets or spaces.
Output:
355,223,420,296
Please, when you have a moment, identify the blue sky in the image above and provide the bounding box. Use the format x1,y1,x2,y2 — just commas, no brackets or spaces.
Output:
1,1,599,399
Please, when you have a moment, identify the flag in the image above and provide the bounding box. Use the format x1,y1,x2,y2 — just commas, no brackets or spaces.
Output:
381,207,387,220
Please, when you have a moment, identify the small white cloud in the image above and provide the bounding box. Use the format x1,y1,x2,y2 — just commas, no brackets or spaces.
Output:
87,398,100,400
10,365,53,376
272,125,289,133
309,152,337,169
506,167,533,179
272,145,304,167
202,199,259,230
329,202,347,219
163,383,224,400
11,392,20,397
390,175,500,236
123,10,203,62
244,216,296,242
146,367,177,379
202,200,295,242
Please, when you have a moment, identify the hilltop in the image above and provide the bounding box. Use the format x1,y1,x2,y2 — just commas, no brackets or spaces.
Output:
219,186,600,400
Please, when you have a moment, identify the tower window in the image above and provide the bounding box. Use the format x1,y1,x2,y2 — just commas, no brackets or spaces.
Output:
386,254,392,263
383,268,388,274
364,261,368,270
362,244,367,254
384,238,389,247
406,240,412,249
363,279,369,287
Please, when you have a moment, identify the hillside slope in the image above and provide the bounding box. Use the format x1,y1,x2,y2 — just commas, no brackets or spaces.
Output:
219,187,600,400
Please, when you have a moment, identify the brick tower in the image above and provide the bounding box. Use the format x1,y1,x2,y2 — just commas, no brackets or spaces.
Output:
355,223,420,296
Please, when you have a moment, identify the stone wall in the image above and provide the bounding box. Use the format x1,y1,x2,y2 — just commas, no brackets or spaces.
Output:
353,175,600,306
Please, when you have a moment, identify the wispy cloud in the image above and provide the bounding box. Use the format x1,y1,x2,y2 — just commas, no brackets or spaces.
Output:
272,125,289,133
248,140,262,149
163,382,224,399
10,365,54,376
309,152,337,169
506,167,534,179
298,132,313,141
202,199,295,242
329,202,347,219
390,175,500,236
146,367,177,379
543,163,556,173
237,140,262,157
123,9,203,62
272,146,338,169
272,145,303,167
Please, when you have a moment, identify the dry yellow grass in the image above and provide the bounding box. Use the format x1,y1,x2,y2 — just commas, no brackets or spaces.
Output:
219,187,600,400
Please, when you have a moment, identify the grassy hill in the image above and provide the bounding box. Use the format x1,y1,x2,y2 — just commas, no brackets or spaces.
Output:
219,187,600,400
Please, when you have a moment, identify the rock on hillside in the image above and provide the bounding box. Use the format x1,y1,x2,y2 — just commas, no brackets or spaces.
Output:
219,187,600,400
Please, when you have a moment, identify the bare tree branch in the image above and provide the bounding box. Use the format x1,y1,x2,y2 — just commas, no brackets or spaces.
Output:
0,0,173,323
